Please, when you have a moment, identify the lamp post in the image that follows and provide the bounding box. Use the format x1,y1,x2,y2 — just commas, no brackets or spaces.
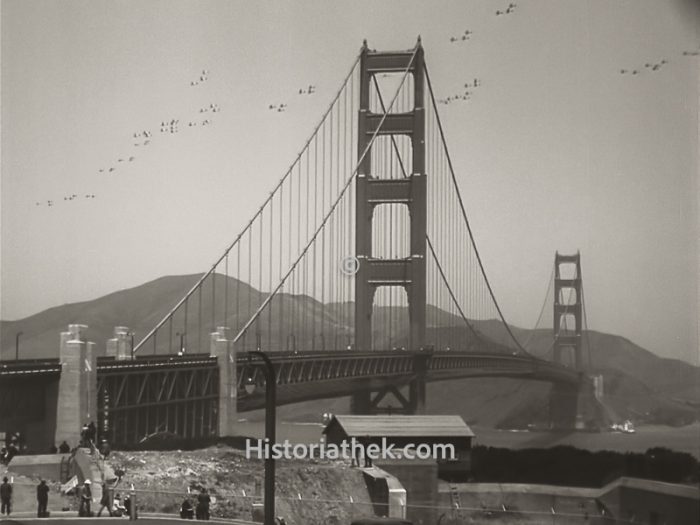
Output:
129,332,135,360
245,350,276,525
15,331,23,361
176,332,186,355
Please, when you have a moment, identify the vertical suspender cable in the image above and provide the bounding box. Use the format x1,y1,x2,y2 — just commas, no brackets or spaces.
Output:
268,199,273,350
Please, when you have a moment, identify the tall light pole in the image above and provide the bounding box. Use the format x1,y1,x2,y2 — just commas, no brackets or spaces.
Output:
176,332,186,355
246,350,276,525
15,331,23,361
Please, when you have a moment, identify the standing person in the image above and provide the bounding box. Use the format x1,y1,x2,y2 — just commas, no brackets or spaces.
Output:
99,439,111,458
0,476,12,516
36,479,49,517
87,422,97,445
6,441,18,463
79,479,92,516
123,494,133,518
196,488,211,520
97,483,112,517
80,424,89,447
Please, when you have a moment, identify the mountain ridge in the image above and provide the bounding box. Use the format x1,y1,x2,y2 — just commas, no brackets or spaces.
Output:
2,273,698,427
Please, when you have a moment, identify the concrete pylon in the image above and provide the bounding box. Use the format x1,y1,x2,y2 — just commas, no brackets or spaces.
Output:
106,326,133,360
55,324,97,447
210,327,237,436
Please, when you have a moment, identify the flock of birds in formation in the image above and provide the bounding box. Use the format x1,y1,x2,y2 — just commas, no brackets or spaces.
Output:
438,4,700,106
495,3,518,16
268,84,317,112
620,59,668,75
438,4,517,105
35,69,223,208
449,29,473,43
35,68,318,208
39,194,96,207
620,46,700,76
32,6,699,209
437,78,482,105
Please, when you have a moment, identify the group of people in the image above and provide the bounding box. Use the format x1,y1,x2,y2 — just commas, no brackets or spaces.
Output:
0,432,24,465
179,488,211,520
48,441,72,454
79,480,135,518
0,444,18,465
0,476,50,518
1,474,246,522
2,432,76,462
0,476,137,519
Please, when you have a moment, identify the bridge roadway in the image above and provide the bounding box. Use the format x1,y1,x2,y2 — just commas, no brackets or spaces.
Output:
0,350,580,412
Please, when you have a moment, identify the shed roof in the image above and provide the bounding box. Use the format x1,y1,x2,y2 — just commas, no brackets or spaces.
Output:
323,415,475,438
599,477,700,500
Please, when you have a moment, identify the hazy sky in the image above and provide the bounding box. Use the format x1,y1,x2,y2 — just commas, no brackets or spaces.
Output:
2,0,698,363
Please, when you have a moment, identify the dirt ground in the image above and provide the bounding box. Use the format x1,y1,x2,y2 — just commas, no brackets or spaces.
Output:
105,445,374,525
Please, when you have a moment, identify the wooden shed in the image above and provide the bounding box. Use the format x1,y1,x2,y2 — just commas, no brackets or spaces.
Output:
322,415,474,469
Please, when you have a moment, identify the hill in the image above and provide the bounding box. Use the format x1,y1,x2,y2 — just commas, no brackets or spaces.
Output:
2,274,698,427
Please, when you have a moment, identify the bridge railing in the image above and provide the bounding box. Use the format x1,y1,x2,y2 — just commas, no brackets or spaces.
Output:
0,477,636,524
50,482,618,524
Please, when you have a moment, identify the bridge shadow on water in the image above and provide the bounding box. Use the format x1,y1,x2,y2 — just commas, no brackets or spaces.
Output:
518,429,578,449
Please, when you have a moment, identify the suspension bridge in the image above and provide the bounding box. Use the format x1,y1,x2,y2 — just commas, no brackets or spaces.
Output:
0,40,595,449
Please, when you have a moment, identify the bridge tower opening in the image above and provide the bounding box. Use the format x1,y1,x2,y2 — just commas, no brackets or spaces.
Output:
352,39,428,415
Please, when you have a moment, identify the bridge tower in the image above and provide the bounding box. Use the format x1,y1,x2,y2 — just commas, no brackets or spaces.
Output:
352,39,428,415
549,251,584,428
553,251,583,369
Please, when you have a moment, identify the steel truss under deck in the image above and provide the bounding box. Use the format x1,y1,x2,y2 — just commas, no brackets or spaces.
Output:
97,357,218,446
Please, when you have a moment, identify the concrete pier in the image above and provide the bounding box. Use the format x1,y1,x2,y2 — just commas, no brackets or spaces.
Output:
55,324,96,448
210,326,237,436
106,326,133,360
